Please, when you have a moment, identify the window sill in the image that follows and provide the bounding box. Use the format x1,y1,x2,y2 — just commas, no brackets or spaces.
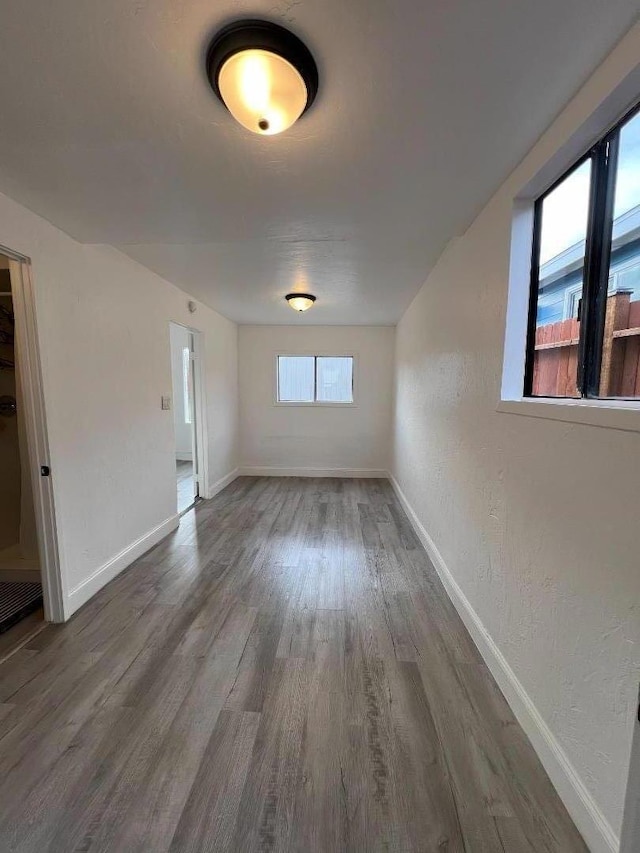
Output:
497,398,640,433
273,401,357,408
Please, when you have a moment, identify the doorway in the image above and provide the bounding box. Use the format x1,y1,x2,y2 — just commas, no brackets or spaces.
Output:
0,254,43,637
0,252,62,632
169,323,203,514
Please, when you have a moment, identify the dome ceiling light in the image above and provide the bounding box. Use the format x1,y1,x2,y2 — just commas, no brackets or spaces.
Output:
206,20,319,136
285,293,316,312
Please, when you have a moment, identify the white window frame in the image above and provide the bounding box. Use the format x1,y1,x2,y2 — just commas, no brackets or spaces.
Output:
499,66,640,434
544,250,639,327
562,282,583,320
608,255,640,293
274,352,358,407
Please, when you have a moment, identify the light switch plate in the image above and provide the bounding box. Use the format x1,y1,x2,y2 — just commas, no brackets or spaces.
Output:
161,395,171,411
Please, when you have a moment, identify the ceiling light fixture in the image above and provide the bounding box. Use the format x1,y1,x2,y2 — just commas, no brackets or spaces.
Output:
286,293,316,312
206,20,318,136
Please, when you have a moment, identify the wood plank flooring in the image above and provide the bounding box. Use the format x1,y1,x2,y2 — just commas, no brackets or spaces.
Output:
0,477,587,852
177,459,195,514
0,607,44,665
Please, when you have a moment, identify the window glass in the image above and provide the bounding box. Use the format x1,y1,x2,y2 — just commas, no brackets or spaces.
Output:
316,357,353,402
598,111,640,397
531,159,592,397
277,356,314,402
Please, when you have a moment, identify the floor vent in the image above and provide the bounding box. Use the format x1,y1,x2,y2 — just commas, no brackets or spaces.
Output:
0,581,43,634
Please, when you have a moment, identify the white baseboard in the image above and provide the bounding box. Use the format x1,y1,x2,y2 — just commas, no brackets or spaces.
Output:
66,514,180,617
176,452,192,462
388,473,618,853
239,466,388,478
204,468,240,499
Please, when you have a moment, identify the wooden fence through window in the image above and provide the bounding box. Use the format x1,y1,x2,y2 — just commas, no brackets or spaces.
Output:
532,291,640,397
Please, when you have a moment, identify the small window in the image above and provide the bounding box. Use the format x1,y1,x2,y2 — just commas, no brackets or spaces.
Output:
277,356,315,402
277,355,354,403
526,103,640,400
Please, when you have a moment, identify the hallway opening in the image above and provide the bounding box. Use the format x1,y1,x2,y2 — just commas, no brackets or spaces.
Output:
170,322,202,514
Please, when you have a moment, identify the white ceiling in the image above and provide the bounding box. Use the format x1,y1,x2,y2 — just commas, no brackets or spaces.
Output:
0,1,638,324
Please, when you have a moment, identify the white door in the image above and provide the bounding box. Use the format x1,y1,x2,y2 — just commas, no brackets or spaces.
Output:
187,330,200,502
621,696,640,852
169,323,206,513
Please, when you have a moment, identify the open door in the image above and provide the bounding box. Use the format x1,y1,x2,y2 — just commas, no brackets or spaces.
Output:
621,691,640,852
2,255,63,624
187,329,201,504
169,323,205,514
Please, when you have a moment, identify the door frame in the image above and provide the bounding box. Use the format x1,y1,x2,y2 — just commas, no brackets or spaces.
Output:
621,693,639,852
169,322,208,508
5,251,64,622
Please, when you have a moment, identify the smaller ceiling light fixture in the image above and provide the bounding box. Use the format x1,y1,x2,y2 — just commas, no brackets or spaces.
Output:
206,20,318,135
286,293,316,312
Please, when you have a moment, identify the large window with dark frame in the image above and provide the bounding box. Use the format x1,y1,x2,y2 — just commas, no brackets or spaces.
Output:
526,103,640,399
277,355,354,403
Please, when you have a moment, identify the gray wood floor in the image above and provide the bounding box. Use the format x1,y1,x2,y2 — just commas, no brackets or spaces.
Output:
177,459,195,513
0,477,587,852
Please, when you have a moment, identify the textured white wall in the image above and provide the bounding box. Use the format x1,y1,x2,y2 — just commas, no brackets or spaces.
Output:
391,25,640,846
239,325,394,474
0,190,238,615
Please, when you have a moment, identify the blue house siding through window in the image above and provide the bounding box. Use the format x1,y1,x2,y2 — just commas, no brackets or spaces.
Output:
536,204,640,326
